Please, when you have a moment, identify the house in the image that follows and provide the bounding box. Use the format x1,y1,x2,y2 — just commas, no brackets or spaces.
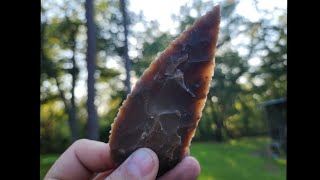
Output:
260,98,287,156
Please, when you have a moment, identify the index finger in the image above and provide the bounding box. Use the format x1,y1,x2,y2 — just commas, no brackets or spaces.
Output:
44,139,116,180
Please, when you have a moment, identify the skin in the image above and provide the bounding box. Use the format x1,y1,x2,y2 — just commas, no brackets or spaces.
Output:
44,139,200,180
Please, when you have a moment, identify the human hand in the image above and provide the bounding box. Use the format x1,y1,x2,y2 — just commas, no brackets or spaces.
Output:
44,139,200,180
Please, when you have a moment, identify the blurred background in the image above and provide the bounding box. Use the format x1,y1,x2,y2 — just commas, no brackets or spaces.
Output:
40,0,287,179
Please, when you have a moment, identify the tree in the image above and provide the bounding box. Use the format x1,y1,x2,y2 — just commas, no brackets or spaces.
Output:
120,0,132,94
252,14,287,101
206,51,250,141
85,0,99,140
41,4,81,142
68,19,80,142
41,0,138,149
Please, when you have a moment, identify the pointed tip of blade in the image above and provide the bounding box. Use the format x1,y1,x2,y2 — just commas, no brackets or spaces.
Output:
181,3,220,61
191,4,220,31
214,4,221,15
206,4,221,24
214,4,221,11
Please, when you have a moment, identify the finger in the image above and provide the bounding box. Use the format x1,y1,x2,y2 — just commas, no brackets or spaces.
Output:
158,156,200,180
95,147,190,180
96,148,191,180
44,139,116,180
92,169,115,180
105,148,159,180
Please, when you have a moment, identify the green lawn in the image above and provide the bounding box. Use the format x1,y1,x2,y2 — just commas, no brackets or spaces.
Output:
190,137,286,180
40,154,60,179
40,137,286,180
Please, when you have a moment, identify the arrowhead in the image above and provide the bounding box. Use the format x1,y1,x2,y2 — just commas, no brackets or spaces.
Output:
109,5,221,176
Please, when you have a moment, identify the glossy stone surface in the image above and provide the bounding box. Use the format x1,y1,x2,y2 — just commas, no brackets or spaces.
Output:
109,5,220,177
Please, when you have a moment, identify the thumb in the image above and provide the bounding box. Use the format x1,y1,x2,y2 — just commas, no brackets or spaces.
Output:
105,148,159,180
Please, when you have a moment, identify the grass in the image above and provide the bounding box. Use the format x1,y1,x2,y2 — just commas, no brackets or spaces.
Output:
40,137,286,180
190,137,286,180
40,154,60,179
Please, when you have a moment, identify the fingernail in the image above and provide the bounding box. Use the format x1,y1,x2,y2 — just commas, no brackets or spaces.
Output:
126,148,154,178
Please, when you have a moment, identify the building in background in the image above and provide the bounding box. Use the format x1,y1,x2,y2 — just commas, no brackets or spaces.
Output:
261,98,287,157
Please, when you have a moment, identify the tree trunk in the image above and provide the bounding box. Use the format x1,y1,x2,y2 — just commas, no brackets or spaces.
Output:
45,20,80,143
207,91,227,142
85,0,99,140
214,116,224,142
120,0,131,94
53,74,80,142
69,28,80,142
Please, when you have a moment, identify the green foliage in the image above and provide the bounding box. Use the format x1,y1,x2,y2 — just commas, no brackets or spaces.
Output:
198,50,268,139
96,67,121,83
40,101,71,153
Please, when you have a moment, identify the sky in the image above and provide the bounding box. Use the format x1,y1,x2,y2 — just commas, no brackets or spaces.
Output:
75,0,287,100
129,0,287,32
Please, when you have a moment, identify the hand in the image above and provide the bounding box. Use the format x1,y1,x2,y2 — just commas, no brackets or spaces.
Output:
44,139,200,180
